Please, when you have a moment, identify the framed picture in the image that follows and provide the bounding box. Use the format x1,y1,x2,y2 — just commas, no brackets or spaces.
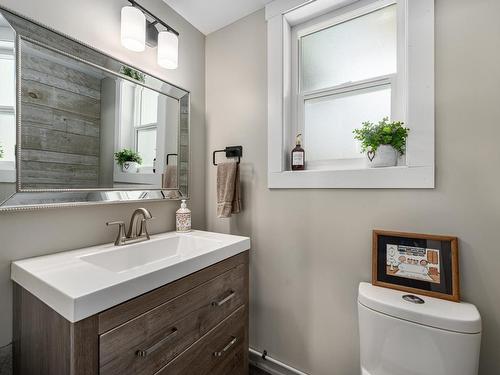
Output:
372,230,460,302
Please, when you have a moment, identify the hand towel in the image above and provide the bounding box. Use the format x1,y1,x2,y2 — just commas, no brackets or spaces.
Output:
163,165,178,189
217,161,241,218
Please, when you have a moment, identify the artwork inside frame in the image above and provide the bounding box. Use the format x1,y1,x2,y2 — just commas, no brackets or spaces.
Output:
372,230,460,302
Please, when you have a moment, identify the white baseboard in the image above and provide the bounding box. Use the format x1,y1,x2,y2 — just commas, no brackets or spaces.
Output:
249,348,309,375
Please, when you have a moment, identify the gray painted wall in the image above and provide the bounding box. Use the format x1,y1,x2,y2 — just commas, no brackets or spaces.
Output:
0,0,206,348
205,2,500,374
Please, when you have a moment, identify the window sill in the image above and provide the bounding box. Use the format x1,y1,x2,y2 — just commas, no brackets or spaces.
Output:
113,170,161,186
268,166,434,189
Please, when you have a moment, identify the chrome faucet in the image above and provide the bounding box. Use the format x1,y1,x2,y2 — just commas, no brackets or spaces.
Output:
107,208,154,246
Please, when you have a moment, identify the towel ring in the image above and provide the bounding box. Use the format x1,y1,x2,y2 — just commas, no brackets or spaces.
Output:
166,154,177,165
213,146,243,166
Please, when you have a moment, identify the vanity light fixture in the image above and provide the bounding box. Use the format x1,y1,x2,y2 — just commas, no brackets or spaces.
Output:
157,31,178,69
120,6,146,52
120,0,179,69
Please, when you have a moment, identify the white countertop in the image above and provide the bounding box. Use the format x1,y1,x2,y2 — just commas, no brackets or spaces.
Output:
11,230,250,322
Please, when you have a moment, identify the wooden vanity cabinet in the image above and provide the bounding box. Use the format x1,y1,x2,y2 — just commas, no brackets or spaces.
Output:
13,251,249,375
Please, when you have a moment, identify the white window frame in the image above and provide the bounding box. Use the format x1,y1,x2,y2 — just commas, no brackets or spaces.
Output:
292,1,400,170
266,0,435,188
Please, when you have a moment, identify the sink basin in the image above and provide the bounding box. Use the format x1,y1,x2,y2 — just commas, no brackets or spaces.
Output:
80,235,222,273
11,230,250,322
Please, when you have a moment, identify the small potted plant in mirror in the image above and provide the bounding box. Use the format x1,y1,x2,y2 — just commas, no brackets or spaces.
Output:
120,66,146,83
353,117,409,168
114,149,142,173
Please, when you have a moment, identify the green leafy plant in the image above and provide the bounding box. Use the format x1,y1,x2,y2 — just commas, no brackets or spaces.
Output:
120,66,146,83
114,149,142,167
0,144,3,159
353,117,410,155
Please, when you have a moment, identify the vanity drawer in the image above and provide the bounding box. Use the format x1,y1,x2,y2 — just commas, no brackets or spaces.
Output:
99,263,246,375
156,305,247,375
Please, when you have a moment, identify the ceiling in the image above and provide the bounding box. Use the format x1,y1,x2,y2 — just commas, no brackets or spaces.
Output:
163,0,273,35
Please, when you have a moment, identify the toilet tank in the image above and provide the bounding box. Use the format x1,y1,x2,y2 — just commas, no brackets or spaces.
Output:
358,282,481,375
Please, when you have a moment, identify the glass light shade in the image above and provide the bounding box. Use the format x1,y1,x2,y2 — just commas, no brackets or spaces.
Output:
157,31,178,69
121,6,146,52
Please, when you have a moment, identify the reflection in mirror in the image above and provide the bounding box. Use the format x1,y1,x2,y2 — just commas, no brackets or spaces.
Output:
0,7,189,210
19,38,179,191
0,12,15,204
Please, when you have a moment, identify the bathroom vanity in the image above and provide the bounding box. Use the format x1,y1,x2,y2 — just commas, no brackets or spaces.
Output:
11,231,250,375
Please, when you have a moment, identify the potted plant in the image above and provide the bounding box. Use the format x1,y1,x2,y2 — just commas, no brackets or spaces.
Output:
114,149,142,173
0,145,3,159
120,66,146,83
353,117,409,168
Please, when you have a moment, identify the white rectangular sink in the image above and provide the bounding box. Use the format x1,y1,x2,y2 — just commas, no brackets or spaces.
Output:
80,235,222,273
11,230,250,322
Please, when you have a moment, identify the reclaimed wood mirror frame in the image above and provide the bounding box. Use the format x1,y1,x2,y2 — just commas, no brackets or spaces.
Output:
0,6,190,211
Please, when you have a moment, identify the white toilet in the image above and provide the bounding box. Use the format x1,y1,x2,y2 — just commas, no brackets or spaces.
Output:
358,282,481,375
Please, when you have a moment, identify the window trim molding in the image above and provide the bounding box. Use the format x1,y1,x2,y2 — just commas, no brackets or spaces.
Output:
266,0,435,189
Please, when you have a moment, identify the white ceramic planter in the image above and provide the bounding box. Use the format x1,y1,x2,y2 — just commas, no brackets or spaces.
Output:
121,161,139,173
367,145,398,168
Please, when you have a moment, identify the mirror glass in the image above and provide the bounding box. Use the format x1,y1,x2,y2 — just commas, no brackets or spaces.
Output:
0,12,16,204
19,38,179,190
0,8,190,210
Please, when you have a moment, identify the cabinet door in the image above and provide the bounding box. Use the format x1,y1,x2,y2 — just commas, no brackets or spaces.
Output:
156,306,247,375
100,264,246,375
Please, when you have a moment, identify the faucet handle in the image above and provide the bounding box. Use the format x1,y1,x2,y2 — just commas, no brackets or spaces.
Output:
138,217,154,239
106,220,125,226
107,221,126,246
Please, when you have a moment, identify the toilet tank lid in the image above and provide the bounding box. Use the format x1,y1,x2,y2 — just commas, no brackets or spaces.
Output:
358,282,481,334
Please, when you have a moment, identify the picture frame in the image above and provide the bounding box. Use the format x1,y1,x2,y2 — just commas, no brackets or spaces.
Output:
372,230,460,302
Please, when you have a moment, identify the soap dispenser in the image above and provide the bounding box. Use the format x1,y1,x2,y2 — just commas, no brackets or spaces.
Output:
176,199,191,232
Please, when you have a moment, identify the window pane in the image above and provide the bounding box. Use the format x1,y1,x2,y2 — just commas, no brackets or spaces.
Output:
301,5,397,92
0,58,15,106
137,128,157,167
0,112,15,162
140,89,159,126
304,86,391,163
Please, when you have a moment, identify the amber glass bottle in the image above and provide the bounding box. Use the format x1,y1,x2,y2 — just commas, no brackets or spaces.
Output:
291,134,305,171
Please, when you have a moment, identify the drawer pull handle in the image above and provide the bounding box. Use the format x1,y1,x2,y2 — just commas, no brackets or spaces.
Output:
213,336,237,358
212,290,236,307
136,328,178,357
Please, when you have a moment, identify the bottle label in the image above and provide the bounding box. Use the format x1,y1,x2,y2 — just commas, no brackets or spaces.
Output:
176,213,191,232
292,152,304,166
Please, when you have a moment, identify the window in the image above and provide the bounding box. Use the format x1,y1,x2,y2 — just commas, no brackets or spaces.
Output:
300,5,396,92
295,5,397,170
266,0,435,188
304,85,391,169
0,38,16,182
136,126,157,167
134,87,159,167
